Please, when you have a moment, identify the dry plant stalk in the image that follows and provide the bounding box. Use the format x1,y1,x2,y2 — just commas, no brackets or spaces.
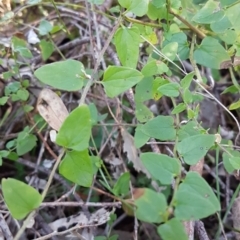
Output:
232,195,240,240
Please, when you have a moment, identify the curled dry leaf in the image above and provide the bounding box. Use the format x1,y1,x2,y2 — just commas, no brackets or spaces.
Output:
121,127,150,178
37,88,69,131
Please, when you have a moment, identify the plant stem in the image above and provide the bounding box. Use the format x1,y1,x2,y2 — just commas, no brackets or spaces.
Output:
166,0,205,39
13,150,65,240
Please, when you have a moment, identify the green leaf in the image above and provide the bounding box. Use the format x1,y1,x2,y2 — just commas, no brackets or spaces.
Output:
34,60,86,91
17,89,29,101
177,134,215,165
11,37,32,58
229,156,240,169
194,37,231,69
175,172,220,220
134,125,150,148
178,121,202,141
112,172,130,196
0,96,8,105
180,72,195,90
229,100,240,110
0,150,9,165
141,60,169,77
59,150,93,187
38,20,53,35
183,89,193,103
128,0,148,17
135,77,153,102
171,103,186,114
6,152,18,161
158,218,188,240
162,42,178,61
56,105,91,151
163,32,190,60
226,3,240,31
118,0,131,8
147,2,168,20
221,85,239,94
223,151,239,173
39,40,54,61
135,102,153,123
210,15,232,33
2,178,42,219
219,29,237,45
152,77,169,100
135,188,167,223
158,82,180,97
16,132,37,156
152,0,165,8
192,0,224,24
141,116,176,141
102,66,143,98
140,153,181,184
114,27,140,68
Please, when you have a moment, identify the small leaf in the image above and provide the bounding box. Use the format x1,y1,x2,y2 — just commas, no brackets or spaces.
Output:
180,72,195,90
38,20,53,35
141,60,169,77
229,156,240,169
177,121,201,141
177,134,215,165
2,178,42,219
226,4,240,31
158,82,180,97
39,40,54,60
134,125,150,148
16,132,37,156
141,116,176,141
11,37,33,58
114,27,140,68
112,172,130,196
162,42,178,61
140,153,181,184
194,37,231,69
17,89,29,101
221,85,239,94
128,0,148,17
229,100,240,110
102,66,143,98
135,77,153,102
158,218,188,240
59,150,93,187
163,32,189,60
135,102,153,123
0,96,8,105
171,103,186,114
56,105,91,151
0,150,9,165
223,151,239,173
175,172,220,220
34,60,86,91
192,0,224,24
135,188,167,223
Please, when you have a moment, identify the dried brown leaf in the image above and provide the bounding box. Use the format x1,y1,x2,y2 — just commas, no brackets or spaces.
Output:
37,89,69,131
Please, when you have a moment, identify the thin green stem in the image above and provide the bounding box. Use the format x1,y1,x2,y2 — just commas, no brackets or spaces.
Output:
215,184,240,239
14,150,65,240
166,0,205,39
123,15,162,28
